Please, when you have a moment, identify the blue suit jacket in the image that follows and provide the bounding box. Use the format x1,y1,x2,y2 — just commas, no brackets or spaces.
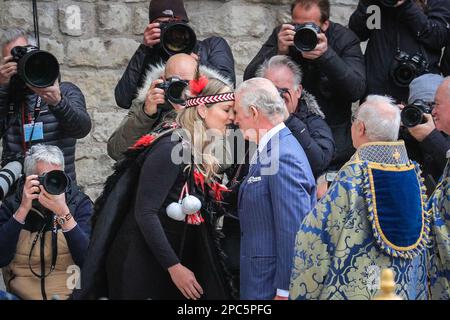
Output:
238,126,317,300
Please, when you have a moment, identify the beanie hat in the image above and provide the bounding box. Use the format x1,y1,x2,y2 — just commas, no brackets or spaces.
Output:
149,0,189,23
408,73,444,104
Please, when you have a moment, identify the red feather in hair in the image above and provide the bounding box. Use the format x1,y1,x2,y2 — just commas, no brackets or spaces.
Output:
189,76,208,96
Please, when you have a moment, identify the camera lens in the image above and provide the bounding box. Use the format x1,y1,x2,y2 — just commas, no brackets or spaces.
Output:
401,105,423,128
393,63,416,87
166,81,188,104
162,23,197,55
42,170,68,195
0,161,23,200
294,26,319,52
18,50,59,88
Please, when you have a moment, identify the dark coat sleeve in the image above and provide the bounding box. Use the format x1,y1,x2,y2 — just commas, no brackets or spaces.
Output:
114,45,163,109
134,139,182,270
419,129,450,174
0,84,10,138
48,82,91,139
285,114,335,177
244,27,280,80
397,0,450,51
315,27,367,102
199,37,236,85
348,0,374,42
442,44,450,76
63,196,93,267
0,192,22,267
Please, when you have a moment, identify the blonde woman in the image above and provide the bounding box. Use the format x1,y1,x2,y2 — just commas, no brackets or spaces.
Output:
78,73,236,300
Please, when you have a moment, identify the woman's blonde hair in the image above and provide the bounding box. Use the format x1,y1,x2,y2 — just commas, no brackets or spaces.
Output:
176,77,232,180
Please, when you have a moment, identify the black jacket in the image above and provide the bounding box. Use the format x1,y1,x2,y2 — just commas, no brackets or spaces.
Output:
0,82,92,182
349,0,450,103
284,91,335,178
244,22,366,170
115,37,236,109
402,128,450,193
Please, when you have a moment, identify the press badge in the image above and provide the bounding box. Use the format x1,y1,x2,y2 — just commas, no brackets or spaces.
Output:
23,122,44,142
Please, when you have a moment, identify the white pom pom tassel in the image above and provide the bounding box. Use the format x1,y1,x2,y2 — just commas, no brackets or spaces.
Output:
166,202,186,221
181,195,202,215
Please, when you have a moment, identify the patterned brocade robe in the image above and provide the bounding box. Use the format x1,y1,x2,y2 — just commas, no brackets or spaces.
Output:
289,141,433,300
428,151,450,300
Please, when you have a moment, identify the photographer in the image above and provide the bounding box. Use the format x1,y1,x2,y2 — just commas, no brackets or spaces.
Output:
115,0,235,109
257,55,335,178
0,144,93,300
0,28,91,182
349,0,450,103
244,0,366,170
401,74,450,193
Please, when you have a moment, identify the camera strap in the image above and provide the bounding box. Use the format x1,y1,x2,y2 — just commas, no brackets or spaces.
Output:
21,96,42,152
27,213,58,300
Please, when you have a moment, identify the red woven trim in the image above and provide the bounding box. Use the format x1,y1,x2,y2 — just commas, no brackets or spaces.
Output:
185,93,235,108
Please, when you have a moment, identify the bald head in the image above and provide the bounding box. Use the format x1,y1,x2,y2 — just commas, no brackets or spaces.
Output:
165,53,197,80
433,77,450,134
352,95,400,148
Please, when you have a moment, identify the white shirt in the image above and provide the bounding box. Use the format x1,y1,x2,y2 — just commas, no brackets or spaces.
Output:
250,122,286,165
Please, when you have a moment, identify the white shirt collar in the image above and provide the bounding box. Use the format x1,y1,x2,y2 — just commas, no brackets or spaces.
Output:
257,122,286,153
447,149,450,159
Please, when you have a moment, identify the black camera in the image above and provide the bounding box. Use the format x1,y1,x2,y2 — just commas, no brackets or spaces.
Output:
156,77,189,105
159,22,197,56
379,0,400,7
401,99,433,128
292,23,321,52
38,170,69,195
0,161,23,200
11,45,60,88
390,50,429,87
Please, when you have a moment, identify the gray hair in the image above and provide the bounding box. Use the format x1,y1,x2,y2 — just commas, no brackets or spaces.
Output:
0,27,36,56
256,55,303,89
24,144,65,176
236,77,289,124
355,95,401,142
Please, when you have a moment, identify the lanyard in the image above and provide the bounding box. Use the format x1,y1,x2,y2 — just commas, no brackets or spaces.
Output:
21,96,42,152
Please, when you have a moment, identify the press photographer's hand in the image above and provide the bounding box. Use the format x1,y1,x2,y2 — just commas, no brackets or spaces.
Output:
19,175,40,212
144,23,161,47
302,33,328,60
144,79,165,116
278,24,295,55
0,56,17,86
408,113,435,142
29,81,62,106
38,186,69,217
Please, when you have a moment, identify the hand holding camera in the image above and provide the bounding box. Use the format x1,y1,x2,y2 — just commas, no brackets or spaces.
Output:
301,32,328,60
145,79,166,116
0,56,18,86
277,24,296,55
28,80,62,106
143,22,162,48
19,174,40,214
37,186,69,217
407,113,435,142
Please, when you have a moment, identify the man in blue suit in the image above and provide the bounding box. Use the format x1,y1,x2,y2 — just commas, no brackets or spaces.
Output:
233,77,317,300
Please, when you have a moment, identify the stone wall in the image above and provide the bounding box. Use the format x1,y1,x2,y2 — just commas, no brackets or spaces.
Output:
0,0,358,201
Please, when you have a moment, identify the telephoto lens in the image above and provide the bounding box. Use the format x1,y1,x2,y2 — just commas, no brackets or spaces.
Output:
160,22,197,56
293,23,321,52
0,161,23,200
11,45,60,88
38,170,69,195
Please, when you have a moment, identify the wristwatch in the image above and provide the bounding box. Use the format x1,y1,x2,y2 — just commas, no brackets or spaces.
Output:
57,213,73,226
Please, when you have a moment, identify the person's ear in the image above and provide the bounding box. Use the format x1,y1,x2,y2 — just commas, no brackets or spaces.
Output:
358,121,366,137
321,20,330,32
295,84,303,100
250,105,259,121
197,103,208,120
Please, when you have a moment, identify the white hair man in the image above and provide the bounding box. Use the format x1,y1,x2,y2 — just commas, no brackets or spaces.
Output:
234,77,316,300
0,144,93,300
428,77,450,300
290,95,435,300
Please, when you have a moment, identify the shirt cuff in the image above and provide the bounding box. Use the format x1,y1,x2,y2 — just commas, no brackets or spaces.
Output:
13,214,25,225
62,222,78,233
277,289,289,298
